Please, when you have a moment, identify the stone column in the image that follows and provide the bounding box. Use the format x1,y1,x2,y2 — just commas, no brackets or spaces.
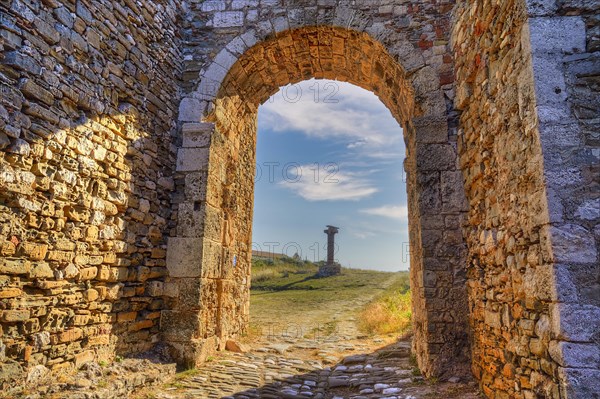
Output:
319,226,340,277
324,225,338,265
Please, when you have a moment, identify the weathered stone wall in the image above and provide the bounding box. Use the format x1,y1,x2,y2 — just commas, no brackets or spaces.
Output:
0,0,180,382
174,0,471,379
527,1,600,397
163,117,254,366
1,0,596,396
453,0,599,397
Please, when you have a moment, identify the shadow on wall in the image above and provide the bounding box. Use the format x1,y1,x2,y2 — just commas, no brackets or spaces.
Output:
0,0,182,387
0,99,176,386
0,52,174,394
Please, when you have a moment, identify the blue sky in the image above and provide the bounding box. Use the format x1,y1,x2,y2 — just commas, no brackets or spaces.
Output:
252,79,409,272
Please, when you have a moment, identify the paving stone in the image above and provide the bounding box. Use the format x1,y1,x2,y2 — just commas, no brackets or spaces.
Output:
0,1,596,398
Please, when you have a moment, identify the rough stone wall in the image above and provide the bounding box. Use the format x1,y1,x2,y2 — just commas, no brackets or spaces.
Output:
1,0,595,396
527,1,600,397
453,0,599,397
0,0,180,382
175,0,471,379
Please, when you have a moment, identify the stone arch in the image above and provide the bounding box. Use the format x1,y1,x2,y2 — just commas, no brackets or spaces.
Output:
0,0,597,396
167,25,470,378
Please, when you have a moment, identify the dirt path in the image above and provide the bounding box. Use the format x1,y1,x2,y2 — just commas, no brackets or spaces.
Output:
134,273,482,399
247,271,401,353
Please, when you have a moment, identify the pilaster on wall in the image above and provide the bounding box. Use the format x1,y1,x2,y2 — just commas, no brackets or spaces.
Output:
161,121,234,367
406,107,471,379
526,2,600,396
161,121,215,367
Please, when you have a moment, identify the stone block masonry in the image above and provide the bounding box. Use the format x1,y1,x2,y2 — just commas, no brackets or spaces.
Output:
164,120,251,367
528,2,600,397
0,0,181,383
0,0,597,397
180,3,471,382
453,0,599,397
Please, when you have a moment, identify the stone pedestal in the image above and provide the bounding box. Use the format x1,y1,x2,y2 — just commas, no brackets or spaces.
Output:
317,263,341,277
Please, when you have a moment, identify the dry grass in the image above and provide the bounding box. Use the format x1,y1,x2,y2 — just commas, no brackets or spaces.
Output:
252,267,279,283
251,258,318,285
358,288,412,336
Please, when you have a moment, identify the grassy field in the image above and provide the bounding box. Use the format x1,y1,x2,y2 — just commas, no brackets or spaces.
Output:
250,256,412,337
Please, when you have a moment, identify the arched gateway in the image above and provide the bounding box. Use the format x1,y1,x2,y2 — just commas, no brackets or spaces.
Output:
0,1,597,398
165,2,599,397
166,24,470,378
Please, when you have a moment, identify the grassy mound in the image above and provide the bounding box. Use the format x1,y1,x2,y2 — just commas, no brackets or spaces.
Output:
250,255,412,337
251,256,318,286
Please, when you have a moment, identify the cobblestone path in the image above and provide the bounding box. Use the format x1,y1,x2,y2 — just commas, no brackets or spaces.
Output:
135,280,482,399
139,339,481,399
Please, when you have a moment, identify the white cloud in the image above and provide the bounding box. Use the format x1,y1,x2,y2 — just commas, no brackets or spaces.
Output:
364,151,405,160
349,221,409,236
352,231,376,239
279,164,377,201
259,79,404,157
347,139,368,149
360,205,408,220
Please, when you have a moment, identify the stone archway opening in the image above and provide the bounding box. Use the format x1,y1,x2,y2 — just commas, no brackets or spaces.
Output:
251,77,408,271
166,26,470,378
0,0,596,396
246,76,412,353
